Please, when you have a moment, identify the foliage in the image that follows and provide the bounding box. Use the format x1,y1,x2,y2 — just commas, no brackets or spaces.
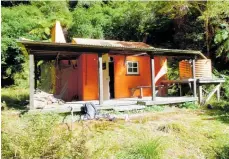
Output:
2,107,229,159
1,87,29,110
157,122,187,134
2,113,60,158
104,2,153,41
1,113,90,159
69,2,152,41
1,1,229,98
177,102,199,109
31,1,72,39
208,100,229,112
69,2,109,39
39,61,56,93
213,70,229,100
166,58,179,95
121,138,163,159
144,105,165,112
1,5,44,85
13,61,29,88
214,23,229,59
1,2,72,86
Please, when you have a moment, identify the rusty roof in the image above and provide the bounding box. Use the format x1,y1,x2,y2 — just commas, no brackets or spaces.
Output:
17,39,207,60
72,38,152,49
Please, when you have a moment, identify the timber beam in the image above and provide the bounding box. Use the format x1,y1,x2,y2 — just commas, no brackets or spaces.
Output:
98,53,103,105
192,57,197,98
29,54,35,109
150,54,156,101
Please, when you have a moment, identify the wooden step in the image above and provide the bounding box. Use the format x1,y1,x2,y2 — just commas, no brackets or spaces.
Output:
137,97,197,106
113,105,145,111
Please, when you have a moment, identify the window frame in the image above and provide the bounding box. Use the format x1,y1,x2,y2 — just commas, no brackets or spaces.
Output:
126,61,139,75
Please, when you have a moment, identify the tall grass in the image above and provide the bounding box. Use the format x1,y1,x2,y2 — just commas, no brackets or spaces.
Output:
132,139,163,159
116,138,164,159
2,102,229,159
1,113,90,159
157,122,187,134
177,102,198,109
1,87,29,110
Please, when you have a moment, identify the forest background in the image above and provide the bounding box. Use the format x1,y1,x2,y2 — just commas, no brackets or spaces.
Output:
1,1,229,99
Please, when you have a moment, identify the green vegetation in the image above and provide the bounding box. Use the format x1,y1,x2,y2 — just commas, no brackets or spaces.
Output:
1,1,229,159
1,87,29,110
144,105,165,112
177,102,199,109
1,85,229,159
117,138,164,159
1,1,229,87
2,107,229,159
157,122,187,134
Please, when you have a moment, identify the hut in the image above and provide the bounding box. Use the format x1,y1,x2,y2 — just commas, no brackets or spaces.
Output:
18,21,224,112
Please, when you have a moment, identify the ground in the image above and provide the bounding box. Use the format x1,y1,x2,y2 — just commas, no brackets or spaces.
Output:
1,87,229,158
2,103,229,159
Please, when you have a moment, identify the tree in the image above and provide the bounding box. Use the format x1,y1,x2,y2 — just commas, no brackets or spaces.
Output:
192,1,229,58
1,1,229,87
1,5,44,86
1,2,72,86
69,2,107,39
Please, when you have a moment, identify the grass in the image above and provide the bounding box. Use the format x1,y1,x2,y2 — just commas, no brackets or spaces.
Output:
117,138,164,159
1,87,229,159
144,105,166,112
2,105,229,159
1,87,29,110
204,100,229,124
132,138,163,159
157,122,187,134
177,101,199,109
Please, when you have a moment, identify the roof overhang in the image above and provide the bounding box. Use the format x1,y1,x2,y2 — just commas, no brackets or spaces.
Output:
18,40,207,60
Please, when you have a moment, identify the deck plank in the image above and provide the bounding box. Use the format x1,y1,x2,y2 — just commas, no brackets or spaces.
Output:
29,96,197,113
137,97,197,106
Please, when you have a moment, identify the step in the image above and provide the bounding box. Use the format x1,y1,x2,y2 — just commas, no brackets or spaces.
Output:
137,97,197,106
113,105,145,111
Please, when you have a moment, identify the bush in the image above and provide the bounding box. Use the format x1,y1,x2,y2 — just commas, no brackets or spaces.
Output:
177,102,198,109
157,122,187,134
2,113,59,158
213,70,229,100
1,87,29,110
1,113,90,159
117,138,163,159
216,145,229,159
133,139,163,159
208,100,229,112
13,61,29,88
145,105,165,112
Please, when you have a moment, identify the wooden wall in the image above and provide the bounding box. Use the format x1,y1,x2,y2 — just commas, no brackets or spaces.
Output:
111,55,167,98
55,54,167,101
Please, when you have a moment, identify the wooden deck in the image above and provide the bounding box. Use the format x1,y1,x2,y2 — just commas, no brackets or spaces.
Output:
30,96,197,113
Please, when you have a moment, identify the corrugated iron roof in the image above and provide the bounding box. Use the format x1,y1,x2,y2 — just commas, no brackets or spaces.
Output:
17,40,207,60
72,38,152,49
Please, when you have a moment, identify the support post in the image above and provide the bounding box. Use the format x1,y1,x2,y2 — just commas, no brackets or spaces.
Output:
205,84,221,103
198,85,203,104
150,55,156,101
34,60,38,90
140,87,143,98
216,84,221,102
98,53,103,105
192,58,197,98
29,54,35,109
179,84,182,96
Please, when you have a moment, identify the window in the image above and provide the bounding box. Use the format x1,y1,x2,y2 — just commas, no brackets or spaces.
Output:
127,61,139,75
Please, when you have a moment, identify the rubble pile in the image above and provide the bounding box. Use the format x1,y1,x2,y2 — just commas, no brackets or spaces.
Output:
34,90,65,108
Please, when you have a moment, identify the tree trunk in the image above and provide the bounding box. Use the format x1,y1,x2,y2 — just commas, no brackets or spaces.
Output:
205,18,210,57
